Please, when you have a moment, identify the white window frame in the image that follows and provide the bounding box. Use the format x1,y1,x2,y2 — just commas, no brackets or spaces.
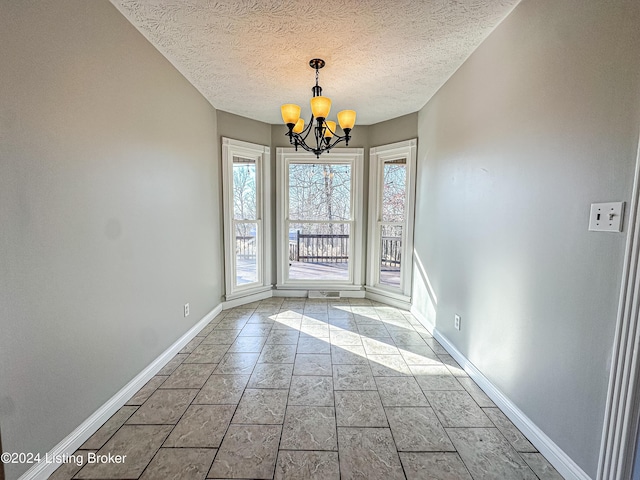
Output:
222,137,272,301
366,139,417,302
276,147,365,291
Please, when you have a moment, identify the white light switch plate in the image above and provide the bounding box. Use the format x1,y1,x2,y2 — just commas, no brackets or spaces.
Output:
589,202,624,232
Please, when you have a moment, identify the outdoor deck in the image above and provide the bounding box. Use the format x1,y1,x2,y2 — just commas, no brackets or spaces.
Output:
237,259,400,285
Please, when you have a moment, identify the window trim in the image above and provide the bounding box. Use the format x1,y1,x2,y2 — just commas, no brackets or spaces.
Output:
276,147,365,291
222,137,272,300
366,139,417,302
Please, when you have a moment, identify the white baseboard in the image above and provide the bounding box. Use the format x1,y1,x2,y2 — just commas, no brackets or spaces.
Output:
271,289,366,298
19,303,222,480
365,289,411,310
433,330,591,480
410,304,435,334
272,289,308,297
223,289,273,309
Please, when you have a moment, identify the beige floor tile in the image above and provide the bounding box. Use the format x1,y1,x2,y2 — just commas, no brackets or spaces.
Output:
247,363,294,389
213,352,260,374
398,344,440,366
125,376,167,406
179,336,205,354
438,354,468,377
447,427,538,479
280,406,337,451
228,335,268,353
368,354,412,376
200,329,239,345
258,344,297,363
231,388,288,424
385,406,454,452
208,425,281,479
288,375,334,406
375,376,429,407
80,406,137,449
411,365,463,391
426,390,493,427
74,425,172,479
484,407,537,452
457,377,496,407
184,344,229,364
160,363,216,389
330,344,369,365
297,336,331,354
361,337,399,355
332,364,376,390
400,452,473,480
520,452,565,479
335,390,387,427
127,389,198,425
164,404,235,447
157,354,188,376
193,374,249,404
337,427,404,480
293,353,332,375
139,448,215,480
48,450,95,480
274,451,339,480
238,324,273,336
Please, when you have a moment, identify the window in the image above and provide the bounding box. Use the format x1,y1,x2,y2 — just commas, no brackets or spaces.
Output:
277,148,364,290
367,139,417,302
222,138,271,300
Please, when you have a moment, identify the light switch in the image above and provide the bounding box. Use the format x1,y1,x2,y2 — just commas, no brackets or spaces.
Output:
589,202,624,232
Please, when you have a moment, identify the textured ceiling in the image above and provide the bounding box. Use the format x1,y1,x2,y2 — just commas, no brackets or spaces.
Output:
111,0,520,125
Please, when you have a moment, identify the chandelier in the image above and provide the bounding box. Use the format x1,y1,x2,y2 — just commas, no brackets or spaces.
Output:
281,59,356,158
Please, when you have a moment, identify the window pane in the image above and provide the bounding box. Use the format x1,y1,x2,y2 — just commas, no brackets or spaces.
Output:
289,163,351,221
288,223,350,281
233,156,256,220
380,224,402,287
382,159,406,222
235,222,257,285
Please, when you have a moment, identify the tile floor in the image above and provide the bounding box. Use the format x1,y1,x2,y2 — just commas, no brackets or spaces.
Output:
50,297,564,479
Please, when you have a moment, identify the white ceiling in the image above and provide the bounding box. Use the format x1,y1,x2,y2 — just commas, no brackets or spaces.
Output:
111,0,520,125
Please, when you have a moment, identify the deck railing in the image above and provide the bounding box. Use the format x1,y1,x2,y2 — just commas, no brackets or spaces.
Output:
381,236,402,267
236,236,256,259
286,232,402,266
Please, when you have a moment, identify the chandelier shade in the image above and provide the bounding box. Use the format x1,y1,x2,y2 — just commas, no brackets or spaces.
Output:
324,121,337,138
337,110,356,130
310,96,331,121
281,104,301,126
281,59,356,158
293,118,305,133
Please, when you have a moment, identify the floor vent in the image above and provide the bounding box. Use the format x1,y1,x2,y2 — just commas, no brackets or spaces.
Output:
308,290,341,299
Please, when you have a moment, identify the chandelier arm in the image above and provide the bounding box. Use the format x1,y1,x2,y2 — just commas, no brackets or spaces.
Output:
299,115,315,141
325,134,349,150
293,139,315,154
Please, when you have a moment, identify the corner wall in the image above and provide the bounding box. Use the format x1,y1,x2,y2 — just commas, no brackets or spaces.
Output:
0,2,223,478
412,0,640,476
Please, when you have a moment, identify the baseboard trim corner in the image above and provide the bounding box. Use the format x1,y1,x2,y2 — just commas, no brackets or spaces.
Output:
433,330,592,480
365,289,411,310
223,289,273,309
409,304,435,334
18,303,222,480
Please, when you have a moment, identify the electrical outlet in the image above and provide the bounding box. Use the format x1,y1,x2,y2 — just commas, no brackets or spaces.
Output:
454,314,461,330
184,303,190,317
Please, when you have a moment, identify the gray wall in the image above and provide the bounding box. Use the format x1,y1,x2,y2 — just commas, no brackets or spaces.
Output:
412,0,640,476
368,113,418,149
0,2,222,479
